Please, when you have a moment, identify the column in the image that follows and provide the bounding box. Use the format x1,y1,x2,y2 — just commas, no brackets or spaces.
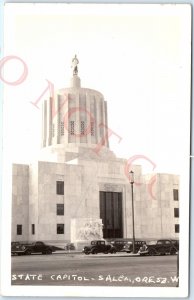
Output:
42,100,47,147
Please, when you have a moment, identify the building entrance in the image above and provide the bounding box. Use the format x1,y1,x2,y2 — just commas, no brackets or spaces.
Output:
100,191,123,239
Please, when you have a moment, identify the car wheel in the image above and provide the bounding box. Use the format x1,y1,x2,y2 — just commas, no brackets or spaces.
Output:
85,251,90,255
46,249,52,254
25,249,32,255
92,249,98,254
148,248,156,256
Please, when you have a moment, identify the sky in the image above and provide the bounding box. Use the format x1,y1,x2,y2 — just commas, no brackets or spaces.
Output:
3,3,191,175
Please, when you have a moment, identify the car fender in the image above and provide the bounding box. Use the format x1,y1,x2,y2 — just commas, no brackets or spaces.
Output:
84,246,91,252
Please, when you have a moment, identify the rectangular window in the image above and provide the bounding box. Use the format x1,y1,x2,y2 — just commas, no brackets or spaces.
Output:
56,181,64,195
91,122,95,136
57,204,64,215
61,121,64,136
173,189,179,201
57,224,64,234
174,208,179,218
70,121,75,135
17,224,22,235
175,224,179,233
80,121,85,135
32,224,35,235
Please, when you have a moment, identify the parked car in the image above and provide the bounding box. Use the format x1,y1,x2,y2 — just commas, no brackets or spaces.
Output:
11,242,21,255
110,240,130,252
11,241,21,248
171,239,179,251
83,240,116,255
11,241,53,255
139,239,178,256
122,240,146,253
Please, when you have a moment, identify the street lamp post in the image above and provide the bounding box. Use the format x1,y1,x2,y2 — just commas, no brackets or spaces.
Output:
129,170,135,254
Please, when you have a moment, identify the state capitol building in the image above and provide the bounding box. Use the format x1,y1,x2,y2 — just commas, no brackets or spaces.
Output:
12,57,179,247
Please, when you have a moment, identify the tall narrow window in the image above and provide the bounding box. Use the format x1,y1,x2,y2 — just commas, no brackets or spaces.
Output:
173,189,179,201
80,121,85,135
175,224,179,233
174,208,179,218
57,224,64,234
32,224,35,235
56,181,64,195
61,121,64,136
17,224,22,235
57,204,64,215
91,122,95,136
70,121,75,135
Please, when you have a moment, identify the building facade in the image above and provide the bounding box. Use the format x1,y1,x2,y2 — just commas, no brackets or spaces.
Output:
12,60,179,246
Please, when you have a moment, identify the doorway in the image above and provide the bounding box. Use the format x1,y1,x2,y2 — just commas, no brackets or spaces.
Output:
100,191,123,238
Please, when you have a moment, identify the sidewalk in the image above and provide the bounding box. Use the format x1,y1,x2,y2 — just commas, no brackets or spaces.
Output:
53,250,140,257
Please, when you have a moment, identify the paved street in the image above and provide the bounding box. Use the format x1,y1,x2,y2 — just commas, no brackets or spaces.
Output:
11,253,179,287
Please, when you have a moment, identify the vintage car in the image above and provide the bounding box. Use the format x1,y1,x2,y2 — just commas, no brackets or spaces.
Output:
139,239,178,256
11,241,53,255
171,239,179,251
83,240,116,255
110,239,131,252
122,240,147,253
11,242,21,255
11,241,21,248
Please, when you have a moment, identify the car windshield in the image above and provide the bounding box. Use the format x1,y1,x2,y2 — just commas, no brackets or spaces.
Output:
124,243,132,247
172,240,179,244
147,241,157,245
91,241,97,245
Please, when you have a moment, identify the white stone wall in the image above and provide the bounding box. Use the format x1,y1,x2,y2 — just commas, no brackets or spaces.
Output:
12,164,29,241
12,154,179,243
137,173,179,239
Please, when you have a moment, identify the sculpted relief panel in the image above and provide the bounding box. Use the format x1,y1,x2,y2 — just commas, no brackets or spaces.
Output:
77,220,103,241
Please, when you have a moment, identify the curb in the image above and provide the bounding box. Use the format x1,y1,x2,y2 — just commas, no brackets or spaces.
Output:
53,251,140,257
53,251,80,255
82,254,140,258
